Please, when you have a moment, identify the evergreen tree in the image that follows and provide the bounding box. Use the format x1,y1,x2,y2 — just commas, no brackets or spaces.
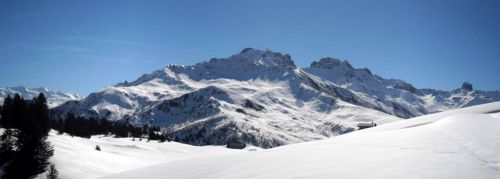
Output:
0,129,18,164
46,164,59,179
2,93,54,178
12,93,27,129
4,137,54,178
49,111,163,140
31,93,51,136
64,113,77,136
53,118,64,134
75,116,91,138
0,95,13,127
88,117,99,135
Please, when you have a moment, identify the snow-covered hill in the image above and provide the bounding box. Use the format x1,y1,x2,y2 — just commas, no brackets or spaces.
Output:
53,48,500,148
102,101,500,179
0,86,82,108
41,132,245,179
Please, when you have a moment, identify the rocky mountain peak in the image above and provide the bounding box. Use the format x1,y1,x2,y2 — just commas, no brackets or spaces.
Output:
310,58,353,70
228,48,296,69
462,82,474,91
392,80,417,93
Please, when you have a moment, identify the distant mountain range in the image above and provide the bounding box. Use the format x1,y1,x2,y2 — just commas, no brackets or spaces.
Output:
304,58,500,117
0,86,82,108
46,48,500,148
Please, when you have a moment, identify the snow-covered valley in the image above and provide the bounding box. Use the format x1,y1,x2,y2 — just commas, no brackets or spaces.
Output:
16,101,498,178
43,132,247,179
99,101,500,179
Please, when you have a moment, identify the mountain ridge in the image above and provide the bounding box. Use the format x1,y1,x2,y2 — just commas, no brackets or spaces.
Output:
52,48,500,148
0,86,82,108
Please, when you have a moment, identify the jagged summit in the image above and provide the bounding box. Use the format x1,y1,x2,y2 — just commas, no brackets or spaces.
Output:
462,82,474,91
309,57,373,77
392,80,417,93
119,48,298,87
32,87,50,92
204,48,296,69
310,57,354,70
137,48,300,82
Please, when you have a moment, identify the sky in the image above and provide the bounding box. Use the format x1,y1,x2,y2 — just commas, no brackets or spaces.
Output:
0,0,499,96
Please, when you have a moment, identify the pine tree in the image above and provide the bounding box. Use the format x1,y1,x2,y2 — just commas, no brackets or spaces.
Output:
4,137,54,178
64,113,77,136
0,95,13,127
0,129,18,164
88,117,99,135
12,93,27,129
2,93,54,178
46,164,59,179
31,93,51,136
53,118,64,134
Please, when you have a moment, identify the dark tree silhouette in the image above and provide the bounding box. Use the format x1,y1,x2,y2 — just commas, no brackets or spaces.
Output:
51,114,169,142
11,94,27,129
0,95,13,127
46,164,59,179
1,93,54,178
0,129,18,164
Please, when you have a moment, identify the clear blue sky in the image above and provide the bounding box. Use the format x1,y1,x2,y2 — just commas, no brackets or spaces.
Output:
1,0,499,96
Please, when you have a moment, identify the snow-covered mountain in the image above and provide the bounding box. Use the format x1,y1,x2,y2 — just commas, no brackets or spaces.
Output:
304,58,500,118
0,86,82,108
53,48,500,148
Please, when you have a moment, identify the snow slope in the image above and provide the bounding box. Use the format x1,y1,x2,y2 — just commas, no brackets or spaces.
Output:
103,102,500,179
38,132,247,179
0,86,82,108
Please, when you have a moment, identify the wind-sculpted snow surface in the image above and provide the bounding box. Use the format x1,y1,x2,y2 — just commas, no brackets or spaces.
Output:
102,102,500,179
0,86,82,108
53,48,500,148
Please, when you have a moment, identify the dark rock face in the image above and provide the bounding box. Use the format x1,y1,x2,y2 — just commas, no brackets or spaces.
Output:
242,99,265,111
310,58,353,70
462,82,473,91
392,102,415,119
237,48,296,69
393,81,417,93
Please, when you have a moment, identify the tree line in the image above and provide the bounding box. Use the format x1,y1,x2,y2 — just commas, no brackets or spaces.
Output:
0,93,54,178
0,93,170,178
52,114,169,142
